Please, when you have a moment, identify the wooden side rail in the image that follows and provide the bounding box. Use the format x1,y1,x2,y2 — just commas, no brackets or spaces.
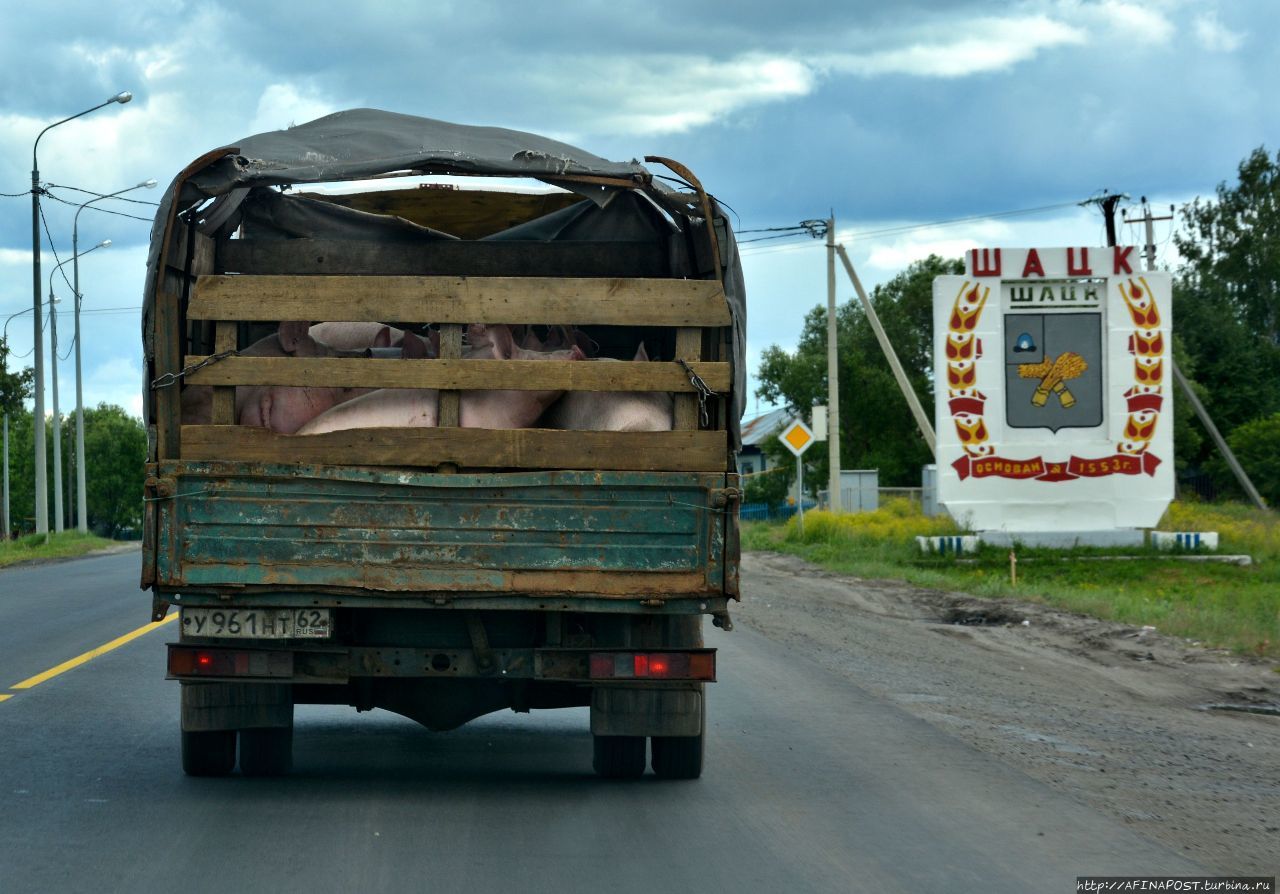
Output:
182,356,731,392
181,426,728,472
187,275,732,327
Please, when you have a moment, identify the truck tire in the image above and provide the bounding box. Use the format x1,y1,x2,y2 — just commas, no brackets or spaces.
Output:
182,729,237,777
651,688,705,779
239,727,293,776
593,735,646,778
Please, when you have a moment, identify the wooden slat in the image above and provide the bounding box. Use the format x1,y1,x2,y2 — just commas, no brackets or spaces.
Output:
182,357,732,392
211,322,237,425
673,328,702,430
216,239,670,278
166,224,215,274
181,427,727,472
437,325,462,427
189,275,731,327
154,285,183,459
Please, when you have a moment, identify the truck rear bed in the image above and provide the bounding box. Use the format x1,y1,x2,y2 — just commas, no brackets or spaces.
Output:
146,462,735,609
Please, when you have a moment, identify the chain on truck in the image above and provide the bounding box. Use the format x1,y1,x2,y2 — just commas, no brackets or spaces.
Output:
140,110,746,779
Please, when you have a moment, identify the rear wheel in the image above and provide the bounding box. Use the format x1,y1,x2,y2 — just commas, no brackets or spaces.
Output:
181,729,237,777
651,688,705,779
651,733,704,779
239,727,293,776
593,735,646,778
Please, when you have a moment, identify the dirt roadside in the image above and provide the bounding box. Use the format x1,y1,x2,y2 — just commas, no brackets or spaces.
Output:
737,551,1280,876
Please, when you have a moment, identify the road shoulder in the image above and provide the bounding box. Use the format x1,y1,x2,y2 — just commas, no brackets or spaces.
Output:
739,550,1280,876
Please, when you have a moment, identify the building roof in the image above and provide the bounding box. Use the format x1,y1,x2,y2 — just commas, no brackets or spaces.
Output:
739,408,791,448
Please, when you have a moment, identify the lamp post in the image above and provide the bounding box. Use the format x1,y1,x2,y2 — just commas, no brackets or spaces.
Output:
49,242,109,532
72,179,155,532
31,91,131,536
2,307,35,540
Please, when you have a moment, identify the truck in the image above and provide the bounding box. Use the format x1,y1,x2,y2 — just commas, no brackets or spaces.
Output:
140,110,746,779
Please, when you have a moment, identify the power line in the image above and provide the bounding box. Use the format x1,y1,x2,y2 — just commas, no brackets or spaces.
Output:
44,183,160,206
42,191,155,223
738,199,1087,256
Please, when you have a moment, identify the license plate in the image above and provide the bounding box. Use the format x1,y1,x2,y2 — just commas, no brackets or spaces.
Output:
181,608,332,640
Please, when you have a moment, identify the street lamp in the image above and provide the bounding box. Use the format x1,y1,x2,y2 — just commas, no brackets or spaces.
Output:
72,179,156,532
2,307,35,539
31,90,131,536
49,241,109,532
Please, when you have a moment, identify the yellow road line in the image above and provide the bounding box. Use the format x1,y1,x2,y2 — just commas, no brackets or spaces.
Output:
0,694,12,702
9,614,178,691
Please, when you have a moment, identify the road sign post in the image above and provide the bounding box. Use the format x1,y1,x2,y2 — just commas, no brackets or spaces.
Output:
779,418,815,533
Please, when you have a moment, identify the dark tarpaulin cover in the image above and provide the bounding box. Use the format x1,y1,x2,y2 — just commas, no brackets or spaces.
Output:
143,108,746,448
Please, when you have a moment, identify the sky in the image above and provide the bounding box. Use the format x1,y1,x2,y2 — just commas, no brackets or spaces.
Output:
0,0,1275,422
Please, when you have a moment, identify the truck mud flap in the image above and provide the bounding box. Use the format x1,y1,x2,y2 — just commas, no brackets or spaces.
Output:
590,686,702,737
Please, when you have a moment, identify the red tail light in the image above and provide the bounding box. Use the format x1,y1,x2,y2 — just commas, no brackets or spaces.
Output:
167,646,292,678
587,650,715,681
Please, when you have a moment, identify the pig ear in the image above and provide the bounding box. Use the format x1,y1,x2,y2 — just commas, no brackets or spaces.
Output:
373,326,392,348
570,344,586,361
633,341,650,362
400,331,431,359
487,324,515,360
520,327,544,351
278,321,311,353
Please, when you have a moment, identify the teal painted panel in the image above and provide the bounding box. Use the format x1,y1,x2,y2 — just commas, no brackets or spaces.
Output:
157,463,728,595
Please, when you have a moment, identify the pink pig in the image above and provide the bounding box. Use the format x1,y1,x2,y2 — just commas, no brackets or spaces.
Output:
296,324,584,434
540,343,673,431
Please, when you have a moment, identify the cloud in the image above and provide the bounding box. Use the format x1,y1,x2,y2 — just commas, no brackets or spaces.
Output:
526,52,815,137
819,16,1086,78
250,83,346,135
1194,13,1244,52
1078,1,1175,44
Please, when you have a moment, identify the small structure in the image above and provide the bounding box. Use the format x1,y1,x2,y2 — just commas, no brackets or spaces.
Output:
1151,531,1219,550
917,535,980,555
820,470,879,512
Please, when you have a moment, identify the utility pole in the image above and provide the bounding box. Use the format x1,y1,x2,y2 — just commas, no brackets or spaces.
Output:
1122,197,1173,269
826,215,841,512
1082,191,1128,248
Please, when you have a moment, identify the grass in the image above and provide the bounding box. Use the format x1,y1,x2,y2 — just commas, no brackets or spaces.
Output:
742,498,1280,661
0,531,123,568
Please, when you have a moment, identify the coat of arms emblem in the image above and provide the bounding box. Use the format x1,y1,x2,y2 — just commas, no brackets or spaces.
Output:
1004,310,1102,432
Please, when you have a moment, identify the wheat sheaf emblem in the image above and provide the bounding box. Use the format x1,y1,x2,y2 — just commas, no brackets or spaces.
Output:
1017,351,1088,408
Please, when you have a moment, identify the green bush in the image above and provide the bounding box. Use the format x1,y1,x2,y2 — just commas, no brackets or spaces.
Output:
1211,412,1280,505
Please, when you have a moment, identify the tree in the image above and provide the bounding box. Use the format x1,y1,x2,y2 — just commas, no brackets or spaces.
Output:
2,336,35,535
1173,146,1280,478
1,335,34,416
756,255,961,487
81,404,147,537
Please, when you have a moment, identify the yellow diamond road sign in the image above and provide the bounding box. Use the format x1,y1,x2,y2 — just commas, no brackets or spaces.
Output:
779,418,815,457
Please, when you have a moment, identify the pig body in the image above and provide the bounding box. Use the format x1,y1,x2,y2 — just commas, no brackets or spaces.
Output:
180,323,431,430
181,323,345,425
541,389,673,432
541,344,673,432
297,325,583,435
236,322,380,433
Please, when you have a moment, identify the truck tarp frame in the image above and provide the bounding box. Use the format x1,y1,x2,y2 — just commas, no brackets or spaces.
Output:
142,108,746,448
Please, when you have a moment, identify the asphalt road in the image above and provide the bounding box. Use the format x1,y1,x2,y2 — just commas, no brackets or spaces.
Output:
0,551,1205,893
